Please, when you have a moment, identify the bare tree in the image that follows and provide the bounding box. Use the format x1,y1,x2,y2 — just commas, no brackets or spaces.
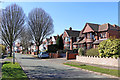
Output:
1,4,25,57
28,8,54,55
20,27,32,54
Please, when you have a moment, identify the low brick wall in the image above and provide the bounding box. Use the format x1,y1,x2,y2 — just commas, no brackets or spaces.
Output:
49,53,60,58
76,55,120,67
66,52,78,60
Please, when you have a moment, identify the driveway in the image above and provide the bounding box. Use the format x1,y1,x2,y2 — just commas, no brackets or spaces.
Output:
15,53,108,78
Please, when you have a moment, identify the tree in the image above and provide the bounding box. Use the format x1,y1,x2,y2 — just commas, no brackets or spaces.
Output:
20,27,32,54
28,8,54,55
56,35,64,50
1,4,25,57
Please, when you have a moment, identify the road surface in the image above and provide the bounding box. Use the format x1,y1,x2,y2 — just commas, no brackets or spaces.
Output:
15,53,107,78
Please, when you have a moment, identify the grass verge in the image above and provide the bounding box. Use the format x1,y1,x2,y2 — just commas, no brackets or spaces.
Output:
63,61,120,77
2,61,28,79
6,56,13,59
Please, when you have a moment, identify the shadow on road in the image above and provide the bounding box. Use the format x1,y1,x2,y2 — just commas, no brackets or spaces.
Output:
24,65,68,78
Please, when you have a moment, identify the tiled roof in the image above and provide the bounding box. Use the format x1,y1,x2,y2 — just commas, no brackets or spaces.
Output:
93,40,104,44
86,23,120,32
53,36,57,40
98,23,108,31
65,30,80,37
87,23,99,32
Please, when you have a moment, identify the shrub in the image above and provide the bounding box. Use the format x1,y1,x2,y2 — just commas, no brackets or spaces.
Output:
98,39,120,58
78,48,84,56
86,48,99,56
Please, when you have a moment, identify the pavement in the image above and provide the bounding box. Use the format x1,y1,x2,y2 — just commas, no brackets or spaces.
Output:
15,53,109,78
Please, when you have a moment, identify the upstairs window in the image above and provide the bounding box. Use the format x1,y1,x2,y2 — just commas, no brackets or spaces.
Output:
90,33,92,39
100,33,106,38
103,33,106,38
65,37,70,42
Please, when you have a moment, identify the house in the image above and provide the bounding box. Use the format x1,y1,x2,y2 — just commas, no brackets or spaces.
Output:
15,42,22,53
73,23,120,49
43,36,57,50
62,27,80,50
49,36,57,45
43,38,50,50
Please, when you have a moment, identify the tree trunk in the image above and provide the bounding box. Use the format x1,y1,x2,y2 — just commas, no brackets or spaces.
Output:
30,46,31,54
22,47,23,54
27,48,28,54
37,45,39,55
10,45,12,57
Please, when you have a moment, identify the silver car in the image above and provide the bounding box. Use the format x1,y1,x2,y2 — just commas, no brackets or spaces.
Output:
38,52,49,58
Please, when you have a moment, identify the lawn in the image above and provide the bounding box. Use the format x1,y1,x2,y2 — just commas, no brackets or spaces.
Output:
64,61,120,77
2,61,28,79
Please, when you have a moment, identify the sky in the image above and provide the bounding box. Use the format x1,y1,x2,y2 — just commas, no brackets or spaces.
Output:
1,2,118,37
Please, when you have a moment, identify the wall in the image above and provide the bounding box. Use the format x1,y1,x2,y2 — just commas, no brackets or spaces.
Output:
76,55,120,67
66,51,78,60
49,53,60,58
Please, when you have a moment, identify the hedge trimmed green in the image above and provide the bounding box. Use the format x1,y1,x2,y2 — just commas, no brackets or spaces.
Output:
98,39,120,58
86,48,99,56
78,48,84,56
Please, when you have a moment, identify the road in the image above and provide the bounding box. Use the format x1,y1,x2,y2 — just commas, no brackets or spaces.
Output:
15,53,107,78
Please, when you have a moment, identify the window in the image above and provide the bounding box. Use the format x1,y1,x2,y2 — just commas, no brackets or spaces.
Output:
90,33,92,39
100,33,103,38
103,33,106,38
87,33,90,39
77,37,80,41
93,35,96,40
65,37,70,42
100,33,106,38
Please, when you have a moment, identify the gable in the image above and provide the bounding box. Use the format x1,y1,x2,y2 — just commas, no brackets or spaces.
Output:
83,24,94,33
63,30,69,39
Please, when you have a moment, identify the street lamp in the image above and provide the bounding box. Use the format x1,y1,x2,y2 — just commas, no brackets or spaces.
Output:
13,41,15,64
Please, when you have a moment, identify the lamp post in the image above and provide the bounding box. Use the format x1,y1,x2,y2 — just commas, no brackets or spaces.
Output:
13,41,15,64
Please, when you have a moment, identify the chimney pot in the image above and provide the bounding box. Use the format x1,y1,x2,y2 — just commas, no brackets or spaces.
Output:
69,27,72,30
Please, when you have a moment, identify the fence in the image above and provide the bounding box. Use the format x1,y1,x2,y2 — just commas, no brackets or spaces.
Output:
76,55,120,67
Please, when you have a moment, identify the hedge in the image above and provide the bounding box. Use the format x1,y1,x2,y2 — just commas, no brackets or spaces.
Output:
86,48,99,56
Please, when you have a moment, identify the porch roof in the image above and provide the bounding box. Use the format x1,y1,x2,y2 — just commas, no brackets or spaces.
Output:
93,40,104,44
79,40,86,44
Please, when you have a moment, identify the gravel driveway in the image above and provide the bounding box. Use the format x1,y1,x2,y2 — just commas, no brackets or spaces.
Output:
15,53,108,78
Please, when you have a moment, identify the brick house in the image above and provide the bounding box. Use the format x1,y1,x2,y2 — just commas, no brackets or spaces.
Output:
49,36,57,45
73,23,120,49
43,36,57,50
62,27,80,50
15,42,22,53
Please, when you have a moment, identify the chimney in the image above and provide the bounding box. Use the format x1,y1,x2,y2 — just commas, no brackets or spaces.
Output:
113,24,117,28
69,27,72,30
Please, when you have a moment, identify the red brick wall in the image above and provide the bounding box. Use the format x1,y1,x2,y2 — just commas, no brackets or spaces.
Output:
108,30,120,38
66,53,78,60
49,53,60,58
70,38,73,50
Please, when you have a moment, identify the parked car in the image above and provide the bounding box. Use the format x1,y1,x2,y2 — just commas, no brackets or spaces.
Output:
38,52,49,58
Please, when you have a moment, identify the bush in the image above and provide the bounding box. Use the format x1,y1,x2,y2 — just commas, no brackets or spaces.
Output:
98,39,120,58
78,48,84,56
86,48,99,56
